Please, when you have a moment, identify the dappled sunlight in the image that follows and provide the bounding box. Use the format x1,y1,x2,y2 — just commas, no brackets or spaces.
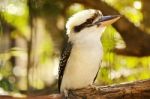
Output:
6,4,25,16
0,88,8,95
133,1,142,10
110,67,132,79
28,59,58,89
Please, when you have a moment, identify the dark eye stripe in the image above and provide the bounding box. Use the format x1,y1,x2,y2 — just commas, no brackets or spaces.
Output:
74,11,100,32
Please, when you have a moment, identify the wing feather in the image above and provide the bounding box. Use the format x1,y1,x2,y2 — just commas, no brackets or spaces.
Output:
58,41,73,91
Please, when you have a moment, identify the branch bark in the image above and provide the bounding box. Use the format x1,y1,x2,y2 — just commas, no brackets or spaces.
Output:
68,0,150,57
1,79,150,99
68,79,150,99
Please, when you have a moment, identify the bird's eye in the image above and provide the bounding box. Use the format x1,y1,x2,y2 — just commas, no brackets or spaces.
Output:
86,18,94,24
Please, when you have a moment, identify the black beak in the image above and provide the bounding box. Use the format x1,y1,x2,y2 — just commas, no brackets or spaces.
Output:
94,15,121,26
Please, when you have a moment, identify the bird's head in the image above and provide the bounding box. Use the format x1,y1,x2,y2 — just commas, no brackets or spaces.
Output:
66,9,120,41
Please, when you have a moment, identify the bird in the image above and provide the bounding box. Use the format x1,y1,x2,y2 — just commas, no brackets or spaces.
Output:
58,9,120,94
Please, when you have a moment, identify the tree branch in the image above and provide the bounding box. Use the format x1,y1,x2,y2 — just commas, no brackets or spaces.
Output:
68,79,150,99
1,79,150,99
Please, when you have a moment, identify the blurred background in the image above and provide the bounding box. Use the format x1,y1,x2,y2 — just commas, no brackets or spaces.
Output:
0,0,150,97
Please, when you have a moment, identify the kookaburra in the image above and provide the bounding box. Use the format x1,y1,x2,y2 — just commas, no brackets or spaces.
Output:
58,9,120,93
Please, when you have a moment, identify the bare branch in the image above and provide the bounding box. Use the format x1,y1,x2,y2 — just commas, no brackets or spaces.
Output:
1,79,150,99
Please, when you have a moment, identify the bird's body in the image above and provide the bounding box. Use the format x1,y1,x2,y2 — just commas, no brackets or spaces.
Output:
58,9,120,93
60,27,104,91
